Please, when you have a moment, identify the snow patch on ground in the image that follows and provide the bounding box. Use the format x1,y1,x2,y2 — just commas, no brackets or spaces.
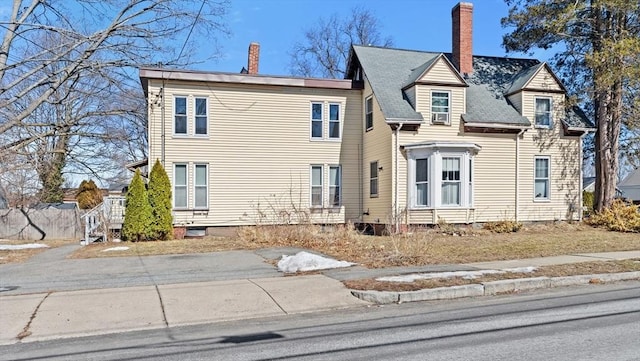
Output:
278,251,355,273
102,246,130,252
0,243,50,250
377,266,538,283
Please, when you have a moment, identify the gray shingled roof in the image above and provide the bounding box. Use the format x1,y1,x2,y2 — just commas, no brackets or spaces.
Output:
348,46,593,128
565,106,594,128
462,84,530,125
504,63,544,95
351,45,439,121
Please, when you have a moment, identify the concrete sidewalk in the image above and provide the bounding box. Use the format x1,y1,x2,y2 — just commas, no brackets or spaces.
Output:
0,275,368,345
2,247,640,345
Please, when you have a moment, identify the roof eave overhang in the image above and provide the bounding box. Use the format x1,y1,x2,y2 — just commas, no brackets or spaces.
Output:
463,121,529,133
401,141,482,153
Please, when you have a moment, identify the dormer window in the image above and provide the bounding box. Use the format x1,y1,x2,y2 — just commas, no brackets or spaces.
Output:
431,91,450,125
535,97,552,128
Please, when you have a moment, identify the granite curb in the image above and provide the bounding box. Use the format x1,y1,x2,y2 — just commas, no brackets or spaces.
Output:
350,271,640,304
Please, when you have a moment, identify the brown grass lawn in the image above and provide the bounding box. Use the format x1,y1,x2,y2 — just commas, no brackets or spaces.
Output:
0,239,75,264
344,259,640,291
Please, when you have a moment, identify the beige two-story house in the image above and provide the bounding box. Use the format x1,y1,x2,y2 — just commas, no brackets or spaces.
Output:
139,2,592,233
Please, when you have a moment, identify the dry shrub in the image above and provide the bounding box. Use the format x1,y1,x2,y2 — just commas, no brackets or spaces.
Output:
236,222,361,250
587,199,640,232
483,220,523,233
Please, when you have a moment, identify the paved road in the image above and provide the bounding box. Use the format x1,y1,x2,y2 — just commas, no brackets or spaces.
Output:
3,282,639,360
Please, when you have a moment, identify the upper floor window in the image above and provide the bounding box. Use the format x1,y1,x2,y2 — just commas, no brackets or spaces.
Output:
365,97,373,131
534,156,550,200
174,97,187,134
431,91,450,125
329,103,340,139
370,161,379,197
311,103,323,139
195,98,208,135
535,97,552,127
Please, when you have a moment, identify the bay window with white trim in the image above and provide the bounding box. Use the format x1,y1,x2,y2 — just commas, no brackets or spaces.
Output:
406,143,479,208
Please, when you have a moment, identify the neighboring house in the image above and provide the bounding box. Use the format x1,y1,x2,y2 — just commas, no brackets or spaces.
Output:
619,168,640,203
138,2,593,233
582,176,622,197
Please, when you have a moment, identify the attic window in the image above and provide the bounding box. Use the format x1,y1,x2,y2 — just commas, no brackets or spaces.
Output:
431,91,450,125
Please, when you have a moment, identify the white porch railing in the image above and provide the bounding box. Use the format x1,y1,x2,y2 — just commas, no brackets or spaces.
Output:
82,196,126,245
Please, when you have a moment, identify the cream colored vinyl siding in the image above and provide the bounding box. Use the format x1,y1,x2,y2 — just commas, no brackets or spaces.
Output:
518,91,580,221
418,58,465,85
362,77,393,224
146,79,362,227
507,92,523,114
527,67,562,91
404,86,416,108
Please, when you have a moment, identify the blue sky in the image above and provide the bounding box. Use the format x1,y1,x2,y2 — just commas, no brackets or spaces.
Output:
199,0,551,75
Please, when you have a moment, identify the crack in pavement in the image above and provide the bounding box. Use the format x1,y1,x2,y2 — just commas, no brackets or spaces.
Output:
17,291,52,341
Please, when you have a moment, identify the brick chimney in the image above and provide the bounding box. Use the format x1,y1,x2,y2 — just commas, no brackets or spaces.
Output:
247,42,260,75
452,2,473,75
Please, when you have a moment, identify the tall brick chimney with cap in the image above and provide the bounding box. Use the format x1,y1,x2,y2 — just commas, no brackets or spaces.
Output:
452,2,473,75
247,42,260,75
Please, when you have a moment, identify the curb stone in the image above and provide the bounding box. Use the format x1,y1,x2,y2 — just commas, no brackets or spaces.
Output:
349,272,640,304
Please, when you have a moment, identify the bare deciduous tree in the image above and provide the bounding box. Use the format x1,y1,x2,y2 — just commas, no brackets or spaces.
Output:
289,6,393,78
0,0,229,202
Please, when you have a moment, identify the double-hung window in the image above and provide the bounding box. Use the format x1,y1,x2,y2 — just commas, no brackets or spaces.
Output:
415,158,429,206
310,165,342,208
329,166,341,206
194,164,208,209
535,97,552,127
174,164,188,208
174,97,187,134
365,97,373,131
311,165,323,207
431,91,450,124
311,103,323,139
329,104,340,139
195,98,208,135
441,157,461,206
534,157,550,200
370,161,379,197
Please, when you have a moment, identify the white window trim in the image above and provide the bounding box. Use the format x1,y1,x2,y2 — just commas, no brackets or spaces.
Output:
194,97,209,136
534,156,551,202
310,102,324,140
310,165,323,208
365,96,374,132
407,147,476,209
370,161,379,198
430,90,451,125
534,96,553,128
329,165,342,207
173,96,188,136
328,103,342,140
441,156,462,207
193,163,208,209
173,163,188,209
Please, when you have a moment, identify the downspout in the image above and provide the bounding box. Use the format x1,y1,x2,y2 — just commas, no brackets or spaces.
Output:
394,123,403,233
160,75,166,165
578,131,589,222
515,128,527,222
